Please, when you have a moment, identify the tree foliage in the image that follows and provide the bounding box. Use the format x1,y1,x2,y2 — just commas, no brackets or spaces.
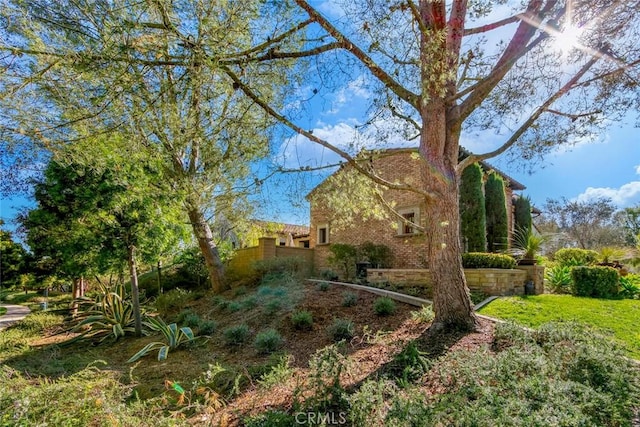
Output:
459,163,486,252
544,197,621,249
513,196,533,236
0,221,28,288
485,172,509,253
0,0,292,292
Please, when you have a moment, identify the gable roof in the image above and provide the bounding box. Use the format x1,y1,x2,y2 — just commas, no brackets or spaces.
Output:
307,147,525,199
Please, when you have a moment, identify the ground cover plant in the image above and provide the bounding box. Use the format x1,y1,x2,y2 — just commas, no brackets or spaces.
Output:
478,294,640,359
1,280,639,426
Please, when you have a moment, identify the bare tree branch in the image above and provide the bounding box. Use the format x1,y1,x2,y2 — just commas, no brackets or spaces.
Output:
457,55,600,174
294,0,420,109
221,65,435,199
464,14,522,36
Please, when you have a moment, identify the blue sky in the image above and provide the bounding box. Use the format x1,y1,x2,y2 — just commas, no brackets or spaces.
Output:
2,0,639,234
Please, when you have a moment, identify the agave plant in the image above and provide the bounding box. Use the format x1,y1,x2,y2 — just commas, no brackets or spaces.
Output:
73,283,138,342
513,228,546,261
127,316,197,362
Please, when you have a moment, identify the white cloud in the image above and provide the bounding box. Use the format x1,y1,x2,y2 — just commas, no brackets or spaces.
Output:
276,118,415,169
574,166,640,207
325,76,371,115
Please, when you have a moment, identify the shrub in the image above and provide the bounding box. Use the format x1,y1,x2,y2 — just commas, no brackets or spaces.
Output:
328,243,359,280
619,274,640,299
316,281,330,291
291,310,313,330
254,329,284,354
73,283,138,342
257,355,294,389
359,242,393,268
571,266,619,298
462,252,516,269
155,288,194,315
554,248,599,267
223,323,250,346
327,318,355,342
176,310,201,329
320,269,339,281
227,301,242,312
373,297,396,316
485,172,509,253
341,291,358,307
197,319,216,335
459,163,487,252
241,296,258,310
264,300,282,315
545,264,573,294
513,195,533,236
410,305,435,323
387,341,431,387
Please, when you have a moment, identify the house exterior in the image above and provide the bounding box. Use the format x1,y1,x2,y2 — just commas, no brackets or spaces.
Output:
307,148,526,272
237,220,310,248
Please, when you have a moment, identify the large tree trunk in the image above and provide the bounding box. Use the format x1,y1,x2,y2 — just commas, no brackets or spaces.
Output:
187,206,227,293
127,245,143,336
423,176,478,332
417,0,477,332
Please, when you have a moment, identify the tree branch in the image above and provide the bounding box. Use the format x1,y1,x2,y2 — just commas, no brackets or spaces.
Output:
457,55,600,174
294,0,420,109
221,65,434,199
457,0,558,120
464,14,522,36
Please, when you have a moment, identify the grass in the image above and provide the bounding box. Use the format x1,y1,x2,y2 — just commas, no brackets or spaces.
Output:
0,307,6,316
478,294,640,359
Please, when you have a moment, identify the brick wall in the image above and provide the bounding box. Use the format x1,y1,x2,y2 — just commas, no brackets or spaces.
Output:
367,266,543,297
309,149,518,272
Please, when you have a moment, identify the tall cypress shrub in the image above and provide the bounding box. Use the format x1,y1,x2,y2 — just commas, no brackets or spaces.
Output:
485,172,509,252
459,163,487,252
514,195,532,235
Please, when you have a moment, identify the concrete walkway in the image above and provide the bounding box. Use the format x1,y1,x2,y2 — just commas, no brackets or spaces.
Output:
0,304,31,331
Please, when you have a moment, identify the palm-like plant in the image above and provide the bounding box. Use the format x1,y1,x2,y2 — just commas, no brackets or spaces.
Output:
513,228,546,261
73,283,138,342
127,316,197,362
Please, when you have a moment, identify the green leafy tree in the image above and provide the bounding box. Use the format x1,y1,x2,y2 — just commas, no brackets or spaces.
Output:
513,196,533,236
22,140,185,333
485,172,509,253
0,221,28,288
459,163,486,252
544,197,621,249
1,0,290,293
615,204,640,246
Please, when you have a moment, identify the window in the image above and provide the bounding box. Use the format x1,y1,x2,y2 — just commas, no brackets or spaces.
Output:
317,223,329,245
398,207,419,235
299,240,310,248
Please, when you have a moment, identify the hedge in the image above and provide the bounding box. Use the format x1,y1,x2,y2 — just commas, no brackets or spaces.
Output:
571,266,619,298
554,248,599,267
462,253,517,269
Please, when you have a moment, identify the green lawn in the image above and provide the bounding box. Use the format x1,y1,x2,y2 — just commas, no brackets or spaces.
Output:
478,294,640,359
0,307,6,316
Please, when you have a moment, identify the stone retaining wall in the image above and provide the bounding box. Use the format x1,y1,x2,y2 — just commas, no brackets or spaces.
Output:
367,266,544,296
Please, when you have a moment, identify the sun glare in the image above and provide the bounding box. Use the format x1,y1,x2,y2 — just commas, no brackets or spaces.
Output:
553,24,584,55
